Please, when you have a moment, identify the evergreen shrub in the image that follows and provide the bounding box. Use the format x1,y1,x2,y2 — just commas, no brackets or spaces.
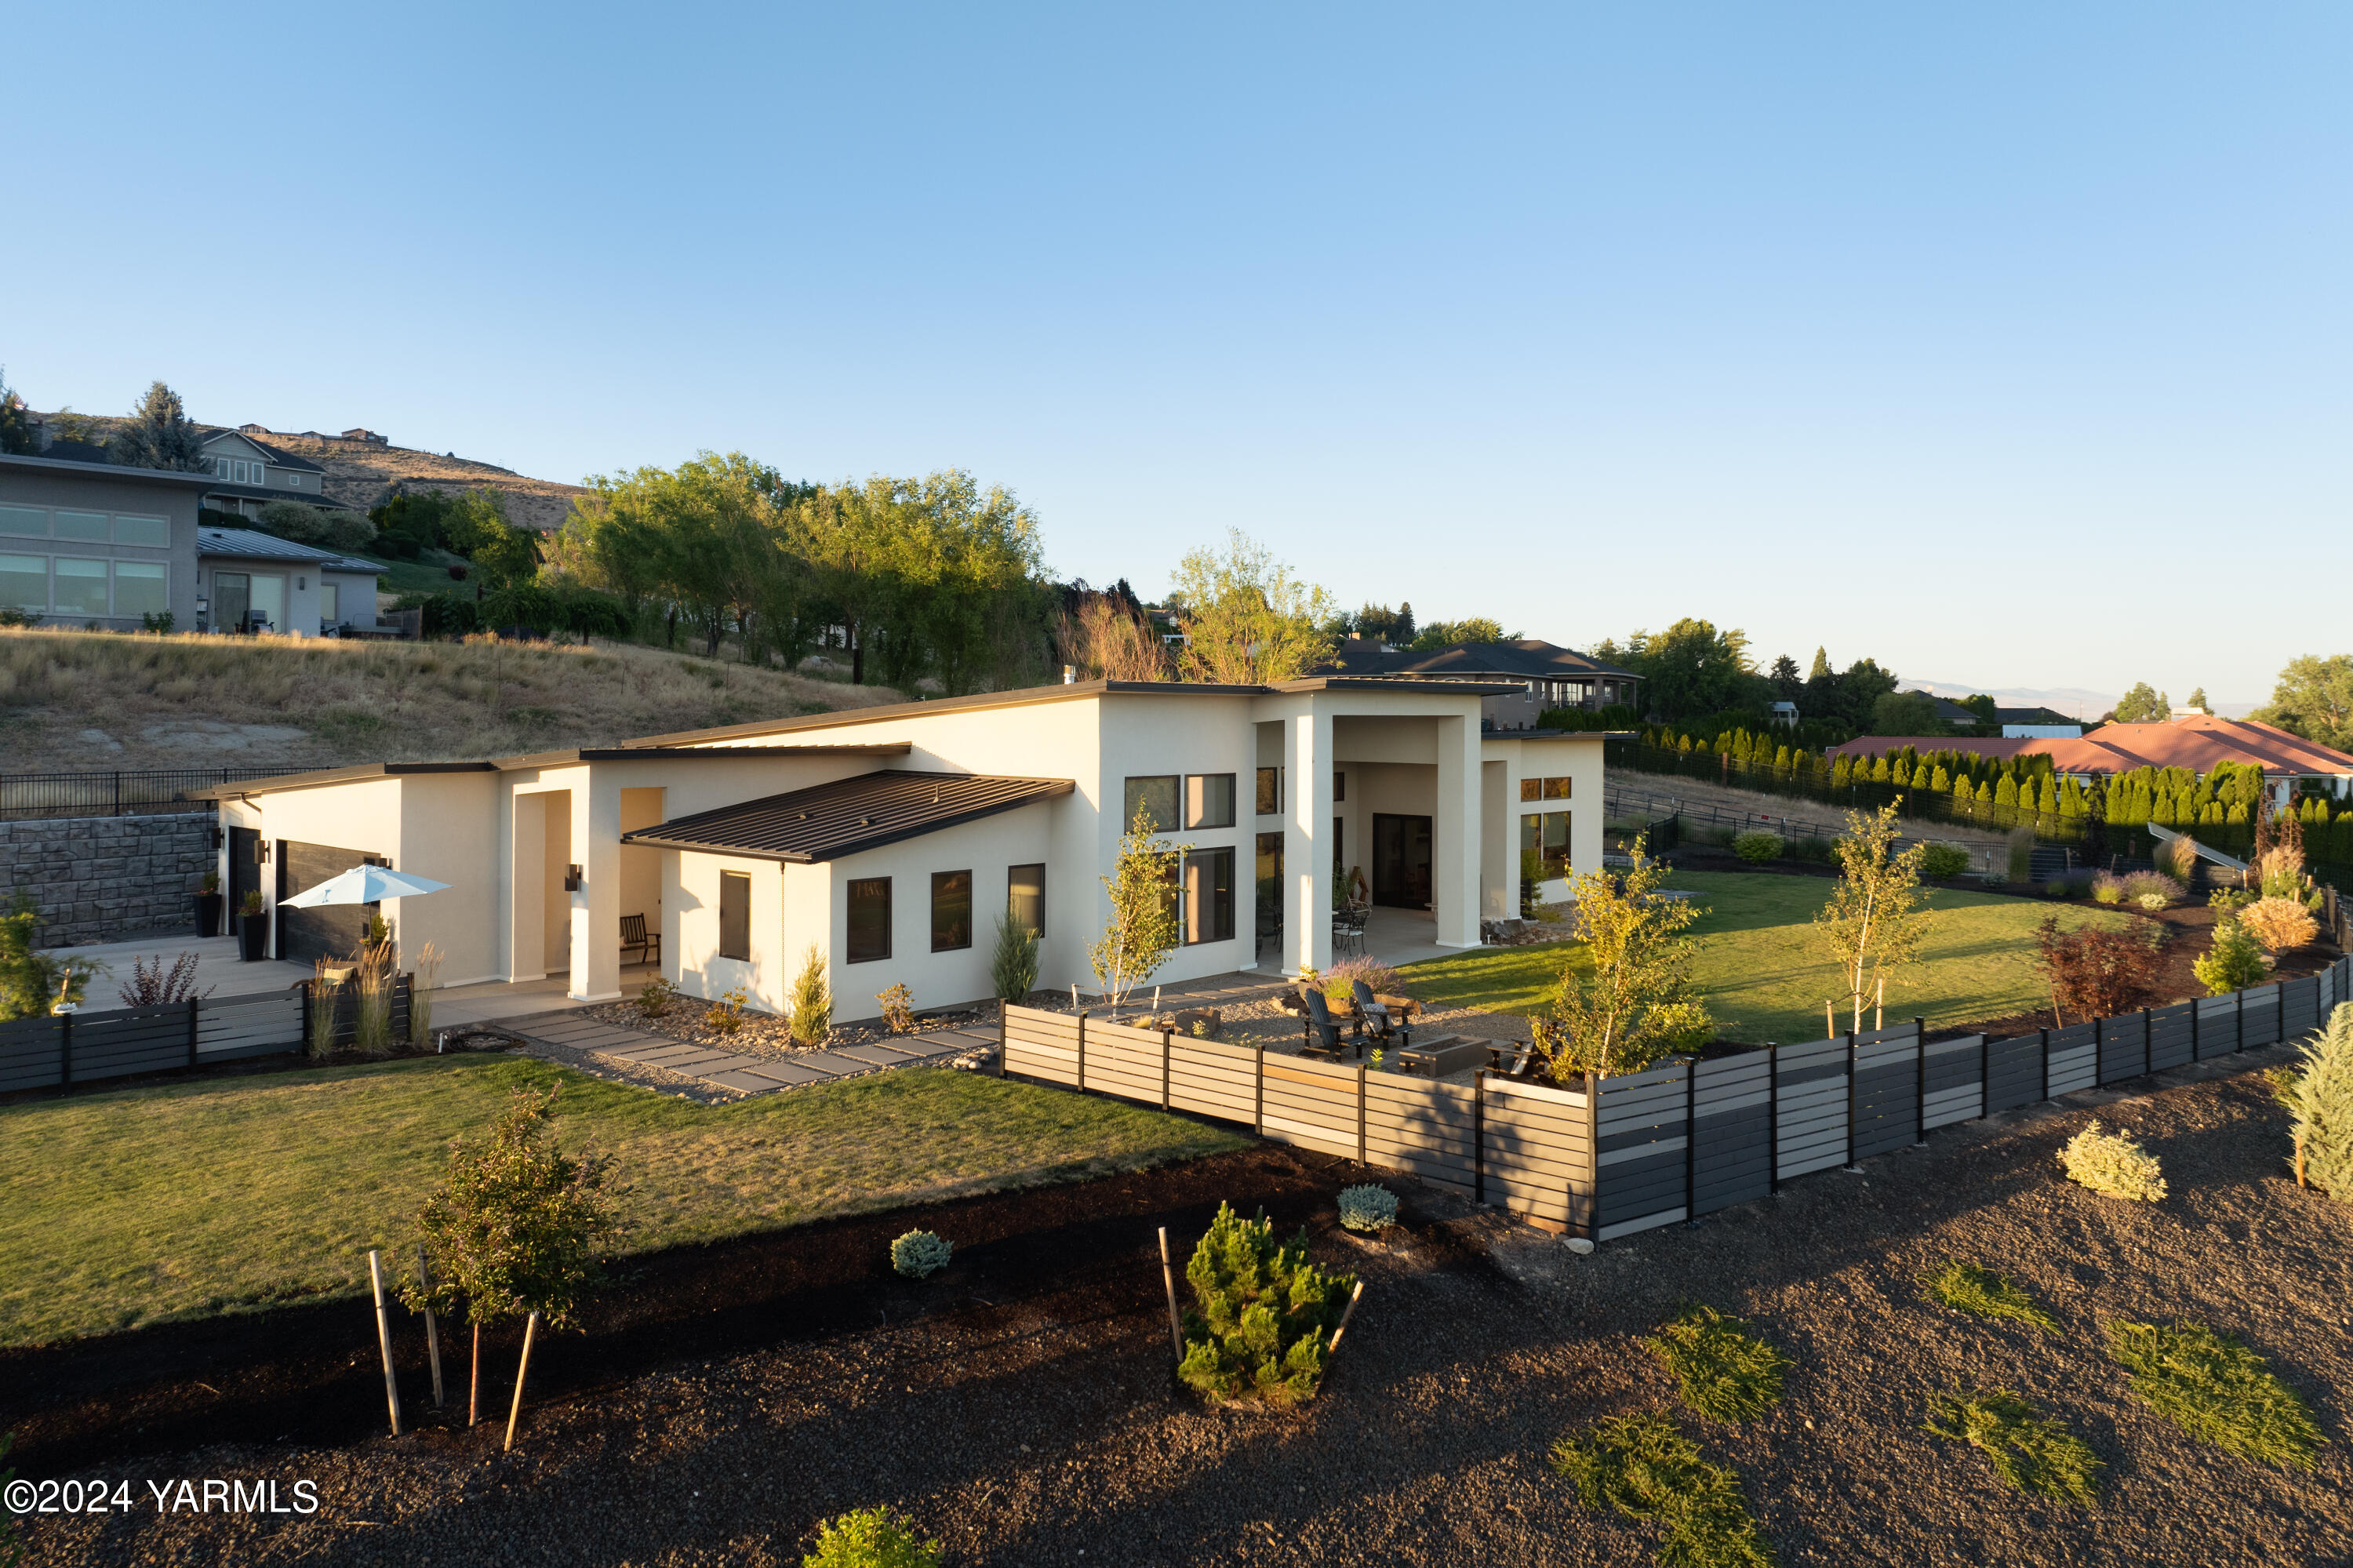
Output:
1178,1203,1356,1406
890,1230,952,1279
1337,1184,1399,1233
802,1507,942,1568
1919,843,1969,880
2270,1003,2353,1199
2195,922,2269,995
1732,831,1783,865
2060,1122,2168,1202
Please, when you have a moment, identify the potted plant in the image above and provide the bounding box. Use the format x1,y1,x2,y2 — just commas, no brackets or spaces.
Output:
237,889,269,962
195,871,224,939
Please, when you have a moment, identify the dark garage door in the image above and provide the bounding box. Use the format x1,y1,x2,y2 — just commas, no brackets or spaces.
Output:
277,839,373,965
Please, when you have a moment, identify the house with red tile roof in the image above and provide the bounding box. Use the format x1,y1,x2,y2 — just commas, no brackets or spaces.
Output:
1828,714,2353,802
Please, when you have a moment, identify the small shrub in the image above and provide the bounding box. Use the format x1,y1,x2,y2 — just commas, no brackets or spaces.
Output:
2119,869,2184,907
1980,869,2008,889
2238,897,2318,952
802,1507,942,1568
2194,921,2270,995
2106,1320,2324,1469
2060,1121,2167,1202
1732,831,1783,865
2089,873,2126,906
2208,886,2255,915
634,975,675,1018
890,1229,952,1279
876,982,916,1034
306,971,341,1057
705,985,747,1035
1551,1412,1775,1568
2271,1002,2353,1199
239,888,266,917
2157,833,2201,886
353,947,395,1055
1337,1184,1398,1233
118,951,209,1007
989,906,1040,1002
1919,1260,2057,1332
1178,1202,1356,1406
1923,1390,2101,1504
1321,955,1402,1004
2066,871,2097,897
788,944,831,1045
2044,879,2072,899
1918,843,1970,880
2034,915,2162,1022
1644,1304,1791,1423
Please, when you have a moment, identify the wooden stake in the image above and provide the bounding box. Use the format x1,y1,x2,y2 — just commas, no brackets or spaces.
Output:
469,1322,482,1427
1158,1228,1184,1367
1326,1280,1367,1355
1825,1000,1834,1040
504,1311,540,1453
367,1250,402,1438
416,1243,445,1407
1875,973,1884,1032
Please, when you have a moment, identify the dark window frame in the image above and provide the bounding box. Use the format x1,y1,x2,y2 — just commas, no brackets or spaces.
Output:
1541,776,1573,801
1333,769,1347,802
1255,767,1281,816
1180,846,1236,945
1184,773,1237,830
1122,774,1179,834
846,875,893,963
931,869,973,952
1008,862,1046,937
718,870,751,961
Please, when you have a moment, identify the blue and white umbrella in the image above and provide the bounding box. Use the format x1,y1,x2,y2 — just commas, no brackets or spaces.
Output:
278,865,451,908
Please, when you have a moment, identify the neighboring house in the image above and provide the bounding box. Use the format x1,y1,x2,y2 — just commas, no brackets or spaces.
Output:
195,428,331,518
1995,705,2084,740
196,526,384,636
0,451,209,628
1828,715,2353,802
192,677,1609,1017
1321,638,1641,729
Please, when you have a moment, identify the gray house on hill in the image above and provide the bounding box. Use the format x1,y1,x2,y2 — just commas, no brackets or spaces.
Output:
1318,638,1641,729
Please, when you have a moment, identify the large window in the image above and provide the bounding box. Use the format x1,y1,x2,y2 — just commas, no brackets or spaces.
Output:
1255,767,1281,815
54,511,108,543
847,876,892,962
931,869,973,951
1182,847,1235,944
116,515,170,548
1518,776,1573,802
718,871,751,961
0,508,43,539
53,559,107,617
1008,863,1045,937
0,556,44,612
1184,773,1235,829
1521,811,1572,877
1123,774,1178,832
114,562,167,620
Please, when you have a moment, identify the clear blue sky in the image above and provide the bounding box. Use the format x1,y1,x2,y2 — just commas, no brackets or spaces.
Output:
11,3,2347,707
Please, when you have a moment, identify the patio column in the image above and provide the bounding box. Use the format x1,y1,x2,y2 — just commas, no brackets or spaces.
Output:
1432,715,1482,948
569,777,623,1002
1285,709,1333,975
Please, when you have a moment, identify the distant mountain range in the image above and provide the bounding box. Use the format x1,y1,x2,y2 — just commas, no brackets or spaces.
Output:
1905,679,2257,721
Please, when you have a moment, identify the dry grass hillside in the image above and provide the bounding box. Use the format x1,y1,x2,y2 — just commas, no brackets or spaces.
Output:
239,428,588,532
0,631,905,774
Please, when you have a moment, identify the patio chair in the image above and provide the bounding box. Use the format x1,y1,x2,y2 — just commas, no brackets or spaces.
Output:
620,912,660,966
1332,907,1367,958
1351,980,1406,1047
1300,988,1352,1060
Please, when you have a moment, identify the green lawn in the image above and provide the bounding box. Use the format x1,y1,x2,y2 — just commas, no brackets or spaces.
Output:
1399,871,2134,1045
0,1056,1243,1348
356,547,475,600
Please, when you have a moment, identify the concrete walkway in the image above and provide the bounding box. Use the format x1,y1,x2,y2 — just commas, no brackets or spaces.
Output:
490,1008,1002,1096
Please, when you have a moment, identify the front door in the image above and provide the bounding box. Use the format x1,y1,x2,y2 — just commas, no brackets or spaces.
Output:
1372,813,1433,908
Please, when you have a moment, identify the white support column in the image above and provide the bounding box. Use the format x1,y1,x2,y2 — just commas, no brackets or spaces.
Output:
506,792,546,983
1286,710,1333,975
1433,715,1483,948
1479,759,1511,919
570,778,623,1001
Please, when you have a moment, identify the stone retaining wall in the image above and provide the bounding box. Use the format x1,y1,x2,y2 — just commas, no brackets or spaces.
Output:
0,812,214,948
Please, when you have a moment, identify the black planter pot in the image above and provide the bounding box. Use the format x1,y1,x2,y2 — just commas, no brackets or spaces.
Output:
237,912,269,962
195,892,224,939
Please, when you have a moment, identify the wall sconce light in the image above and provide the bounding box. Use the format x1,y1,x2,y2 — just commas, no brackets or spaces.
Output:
564,864,583,891
257,841,271,864
296,576,307,591
209,828,224,850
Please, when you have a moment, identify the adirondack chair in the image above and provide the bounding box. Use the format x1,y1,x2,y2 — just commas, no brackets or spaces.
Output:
1351,979,1406,1047
1300,988,1352,1060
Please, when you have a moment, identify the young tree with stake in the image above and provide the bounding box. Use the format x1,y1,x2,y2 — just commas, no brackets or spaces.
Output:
1090,806,1187,1017
400,1084,620,1446
1533,836,1711,1080
1817,803,1929,1032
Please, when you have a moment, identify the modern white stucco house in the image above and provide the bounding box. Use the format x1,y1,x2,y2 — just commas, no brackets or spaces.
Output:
195,677,1607,1024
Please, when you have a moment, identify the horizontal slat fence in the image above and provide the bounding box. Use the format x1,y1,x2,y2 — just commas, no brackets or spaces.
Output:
1000,954,2351,1245
0,975,410,1094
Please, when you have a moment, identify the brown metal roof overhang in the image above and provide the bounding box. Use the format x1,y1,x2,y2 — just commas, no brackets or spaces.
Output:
621,772,1075,863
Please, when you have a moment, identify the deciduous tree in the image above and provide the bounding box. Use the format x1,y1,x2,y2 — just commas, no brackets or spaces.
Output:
1089,807,1185,1014
1817,804,1928,1031
2113,682,2170,724
1165,529,1337,684
1534,838,1711,1079
2253,655,2353,752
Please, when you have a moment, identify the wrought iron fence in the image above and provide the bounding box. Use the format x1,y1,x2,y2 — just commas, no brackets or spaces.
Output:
0,769,275,821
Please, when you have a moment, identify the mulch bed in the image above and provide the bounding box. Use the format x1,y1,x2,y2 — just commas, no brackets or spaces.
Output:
16,1049,2353,1566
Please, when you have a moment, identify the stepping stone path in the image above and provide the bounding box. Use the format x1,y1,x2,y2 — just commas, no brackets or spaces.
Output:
491,1009,1003,1095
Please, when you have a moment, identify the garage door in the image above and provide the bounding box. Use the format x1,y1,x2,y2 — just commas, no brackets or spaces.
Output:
277,839,373,965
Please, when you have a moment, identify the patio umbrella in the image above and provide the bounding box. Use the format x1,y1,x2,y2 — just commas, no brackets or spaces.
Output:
278,865,451,908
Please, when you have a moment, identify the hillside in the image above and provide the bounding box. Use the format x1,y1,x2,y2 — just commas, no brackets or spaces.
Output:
235,427,588,532
0,631,905,774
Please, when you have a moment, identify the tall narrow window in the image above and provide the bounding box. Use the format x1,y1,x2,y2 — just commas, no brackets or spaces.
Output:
931,870,973,951
1184,773,1235,829
1254,767,1280,815
1008,863,1045,937
1122,774,1177,832
1333,770,1347,802
1183,848,1235,944
1333,817,1344,884
718,871,751,961
847,877,892,962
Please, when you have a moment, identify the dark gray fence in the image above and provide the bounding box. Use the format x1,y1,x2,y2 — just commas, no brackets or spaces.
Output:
1006,956,2350,1244
0,769,272,821
0,974,413,1093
